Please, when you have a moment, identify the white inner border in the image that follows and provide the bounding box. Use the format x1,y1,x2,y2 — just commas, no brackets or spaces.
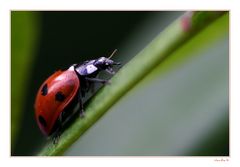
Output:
1,0,239,167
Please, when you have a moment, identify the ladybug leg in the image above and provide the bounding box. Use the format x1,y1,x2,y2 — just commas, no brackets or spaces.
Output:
78,91,85,118
85,77,110,85
90,82,95,94
81,90,85,98
52,116,63,144
105,67,116,75
86,78,96,93
105,62,121,75
52,132,61,145
52,128,61,144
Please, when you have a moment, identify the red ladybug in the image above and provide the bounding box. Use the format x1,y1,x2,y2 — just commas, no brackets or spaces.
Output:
34,50,120,140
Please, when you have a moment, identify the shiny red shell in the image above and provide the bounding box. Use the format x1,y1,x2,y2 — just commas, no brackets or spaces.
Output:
34,68,80,136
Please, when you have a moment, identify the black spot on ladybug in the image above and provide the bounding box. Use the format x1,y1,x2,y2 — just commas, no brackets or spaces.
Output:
55,91,66,102
38,115,47,127
41,84,48,96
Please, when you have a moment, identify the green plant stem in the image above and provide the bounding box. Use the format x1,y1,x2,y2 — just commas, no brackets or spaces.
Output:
39,11,227,156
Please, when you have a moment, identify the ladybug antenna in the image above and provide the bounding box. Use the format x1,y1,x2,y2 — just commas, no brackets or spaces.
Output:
108,49,117,60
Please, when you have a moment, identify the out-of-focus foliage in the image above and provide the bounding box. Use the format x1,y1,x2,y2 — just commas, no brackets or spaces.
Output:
11,12,40,147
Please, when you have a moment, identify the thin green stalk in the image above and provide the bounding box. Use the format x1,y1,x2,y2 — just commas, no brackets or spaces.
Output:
11,12,40,146
39,11,227,156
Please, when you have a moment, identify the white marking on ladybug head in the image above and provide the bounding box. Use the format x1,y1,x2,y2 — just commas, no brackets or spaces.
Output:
86,64,98,74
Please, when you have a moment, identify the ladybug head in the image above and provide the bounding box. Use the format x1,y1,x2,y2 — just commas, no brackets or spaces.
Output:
94,57,120,74
93,49,120,74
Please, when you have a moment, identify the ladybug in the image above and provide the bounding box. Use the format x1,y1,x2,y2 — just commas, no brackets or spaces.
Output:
34,50,120,140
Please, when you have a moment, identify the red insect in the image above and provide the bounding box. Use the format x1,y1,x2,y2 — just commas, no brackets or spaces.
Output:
34,50,120,141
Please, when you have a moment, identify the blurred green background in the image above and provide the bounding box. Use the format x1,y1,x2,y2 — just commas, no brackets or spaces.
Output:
11,11,228,156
